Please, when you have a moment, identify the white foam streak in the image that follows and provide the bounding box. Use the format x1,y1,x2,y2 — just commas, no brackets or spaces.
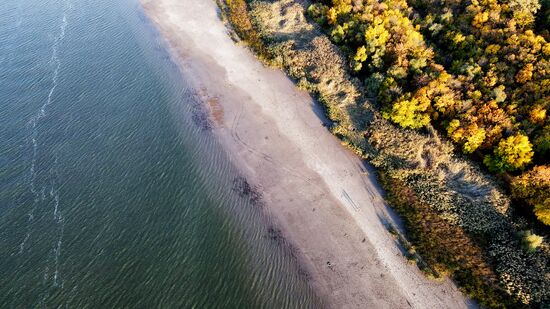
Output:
53,221,64,287
28,8,67,200
18,233,30,254
21,2,70,290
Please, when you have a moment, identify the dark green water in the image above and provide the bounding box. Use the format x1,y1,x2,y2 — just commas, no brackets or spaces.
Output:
0,0,322,307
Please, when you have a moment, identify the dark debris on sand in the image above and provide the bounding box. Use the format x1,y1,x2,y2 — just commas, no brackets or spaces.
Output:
232,176,264,207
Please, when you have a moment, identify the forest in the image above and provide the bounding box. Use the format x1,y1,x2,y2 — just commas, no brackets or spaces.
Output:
307,0,549,227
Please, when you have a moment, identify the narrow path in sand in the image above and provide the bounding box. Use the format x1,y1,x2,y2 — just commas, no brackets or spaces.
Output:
142,0,475,307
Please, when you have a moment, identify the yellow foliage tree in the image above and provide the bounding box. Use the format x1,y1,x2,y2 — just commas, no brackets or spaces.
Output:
353,46,368,71
327,7,337,25
515,63,534,83
529,105,547,124
463,126,486,154
511,165,550,226
385,96,431,129
484,134,534,172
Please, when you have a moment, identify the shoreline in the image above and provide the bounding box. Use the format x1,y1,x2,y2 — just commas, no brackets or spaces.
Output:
141,0,474,307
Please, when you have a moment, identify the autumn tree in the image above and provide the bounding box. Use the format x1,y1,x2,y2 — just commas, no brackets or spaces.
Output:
384,96,431,129
484,134,534,172
511,165,550,225
309,0,549,224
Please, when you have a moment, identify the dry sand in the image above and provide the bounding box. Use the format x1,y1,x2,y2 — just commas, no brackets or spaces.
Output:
142,0,476,307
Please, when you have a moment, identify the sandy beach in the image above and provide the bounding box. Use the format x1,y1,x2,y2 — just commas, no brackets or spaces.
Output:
141,0,475,307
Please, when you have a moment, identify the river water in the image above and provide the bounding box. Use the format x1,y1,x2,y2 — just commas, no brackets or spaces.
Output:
0,0,322,307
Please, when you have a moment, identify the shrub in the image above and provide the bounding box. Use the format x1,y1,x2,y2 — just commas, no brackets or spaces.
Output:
521,231,544,252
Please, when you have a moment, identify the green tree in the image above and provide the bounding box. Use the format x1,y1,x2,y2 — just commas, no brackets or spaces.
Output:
534,124,550,155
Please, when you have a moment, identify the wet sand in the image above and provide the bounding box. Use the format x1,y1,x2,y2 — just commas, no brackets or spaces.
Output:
141,0,474,307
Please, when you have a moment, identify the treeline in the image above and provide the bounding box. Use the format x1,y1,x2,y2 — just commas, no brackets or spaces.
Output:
308,0,550,226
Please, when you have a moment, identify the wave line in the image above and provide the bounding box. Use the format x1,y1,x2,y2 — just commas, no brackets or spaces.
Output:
19,3,70,276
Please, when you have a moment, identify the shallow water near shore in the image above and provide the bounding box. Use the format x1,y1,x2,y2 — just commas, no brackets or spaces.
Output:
0,0,323,307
